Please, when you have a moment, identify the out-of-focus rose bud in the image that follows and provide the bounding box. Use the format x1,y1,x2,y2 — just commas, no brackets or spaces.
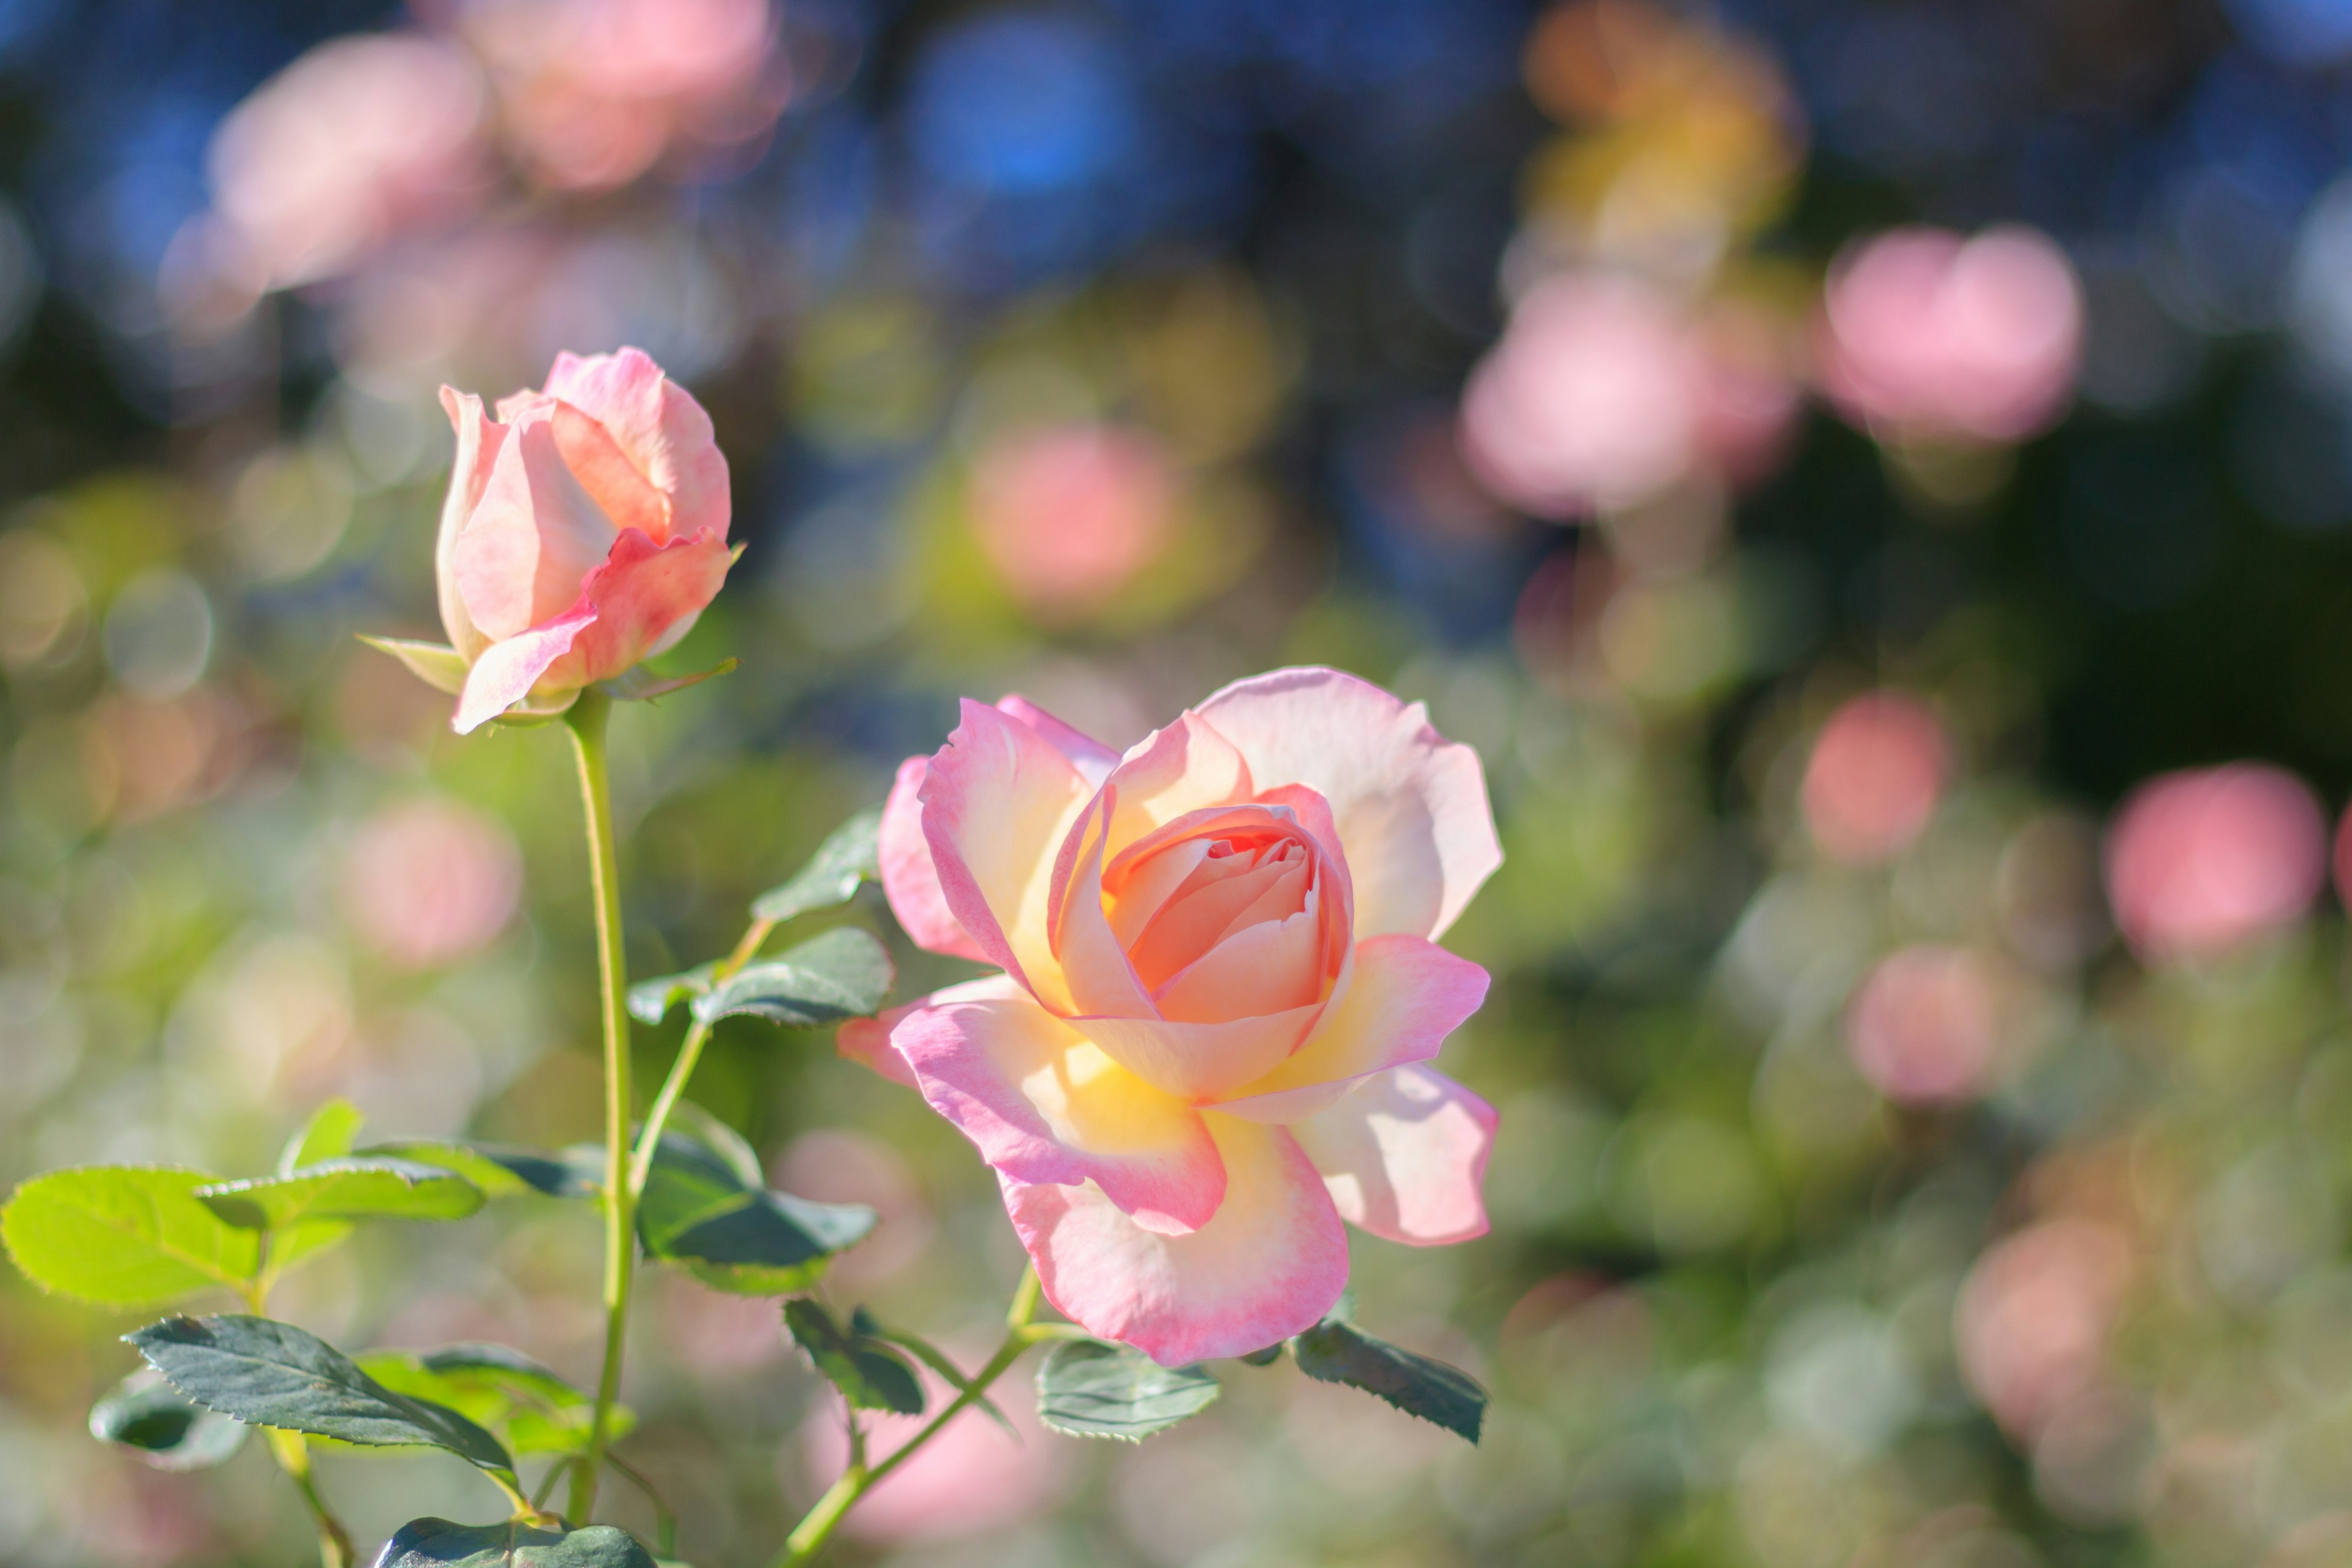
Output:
2104,764,2326,962
205,34,489,291
340,797,522,969
1818,226,2082,445
1460,273,1796,518
970,424,1176,620
1845,944,2005,1106
1954,1219,2132,1439
459,0,781,192
1801,692,1948,865
365,346,735,732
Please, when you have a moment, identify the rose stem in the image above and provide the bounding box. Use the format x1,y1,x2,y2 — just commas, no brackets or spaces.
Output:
775,1266,1049,1567
242,1270,356,1567
627,913,773,1197
564,686,635,1526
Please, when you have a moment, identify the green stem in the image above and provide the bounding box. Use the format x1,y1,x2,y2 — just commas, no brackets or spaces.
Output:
775,1268,1046,1567
628,914,772,1197
244,1278,355,1567
564,688,635,1526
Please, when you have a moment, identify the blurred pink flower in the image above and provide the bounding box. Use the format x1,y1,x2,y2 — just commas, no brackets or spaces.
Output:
1845,944,2003,1106
1954,1219,2132,1439
970,424,1177,619
205,34,489,290
1801,692,1948,864
2103,764,2326,962
799,1353,1070,1544
458,0,781,191
774,1130,935,1286
1818,226,2082,444
1458,273,1796,517
340,797,522,968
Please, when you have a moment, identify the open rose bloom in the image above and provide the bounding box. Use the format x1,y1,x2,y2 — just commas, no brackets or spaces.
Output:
369,346,734,732
847,668,1501,1365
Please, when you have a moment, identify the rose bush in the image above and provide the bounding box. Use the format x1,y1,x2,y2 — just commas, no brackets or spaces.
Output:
369,345,735,731
846,667,1501,1365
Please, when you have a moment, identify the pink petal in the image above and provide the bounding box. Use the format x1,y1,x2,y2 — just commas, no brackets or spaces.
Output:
995,695,1118,785
1046,786,1158,1019
1151,903,1324,1022
894,988,1223,1234
1194,667,1501,940
919,699,1092,1011
551,399,673,540
1101,710,1253,854
1003,1114,1348,1365
452,399,620,639
1071,1005,1324,1102
1291,1065,1496,1245
879,755,989,962
1210,935,1488,1123
1126,845,1306,989
452,602,595,734
540,347,730,543
839,974,1022,1089
435,387,505,661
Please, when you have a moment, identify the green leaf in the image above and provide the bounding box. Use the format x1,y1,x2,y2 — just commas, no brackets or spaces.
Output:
355,1344,632,1458
864,1322,1013,1434
627,963,716,1025
361,1141,603,1200
691,927,893,1028
194,1158,486,1231
126,1315,518,1477
783,1300,925,1415
279,1099,365,1174
1035,1339,1219,1441
750,807,883,924
375,1518,654,1568
358,636,469,696
601,657,737,703
636,1133,875,1295
88,1371,247,1471
1235,1343,1285,1367
1291,1319,1485,1444
2,1167,260,1306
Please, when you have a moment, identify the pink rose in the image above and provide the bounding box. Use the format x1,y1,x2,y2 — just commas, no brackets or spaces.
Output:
2103,764,2326,962
845,668,1502,1365
374,347,735,731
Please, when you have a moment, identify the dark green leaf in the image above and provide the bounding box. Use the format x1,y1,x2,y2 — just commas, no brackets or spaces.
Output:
783,1300,924,1415
1235,1343,1284,1367
126,1315,517,1477
2,1167,260,1306
1035,1339,1219,1441
690,927,892,1028
750,807,883,924
864,1321,1014,1434
636,1134,875,1295
627,963,715,1025
1291,1319,1485,1444
363,1141,603,1200
194,1158,484,1230
279,1099,365,1174
375,1518,654,1568
88,1371,247,1471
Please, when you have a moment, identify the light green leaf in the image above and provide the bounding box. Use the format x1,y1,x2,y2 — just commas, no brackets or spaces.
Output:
194,1158,485,1231
602,658,737,703
2,1167,260,1306
636,1133,875,1295
127,1315,517,1478
783,1300,924,1415
355,1343,632,1458
357,1142,602,1200
279,1099,366,1174
627,963,715,1025
88,1371,248,1471
691,927,893,1028
1035,1338,1219,1441
375,1518,654,1568
750,807,883,924
1291,1318,1485,1443
358,636,469,696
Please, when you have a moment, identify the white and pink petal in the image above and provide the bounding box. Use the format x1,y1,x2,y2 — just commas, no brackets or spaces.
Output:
1291,1064,1496,1246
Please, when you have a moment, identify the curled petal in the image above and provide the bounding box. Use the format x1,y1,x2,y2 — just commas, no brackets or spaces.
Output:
1210,935,1488,1123
435,388,505,661
541,347,730,543
452,603,595,734
1195,667,1501,940
1101,711,1253,854
996,695,1119,785
1003,1114,1348,1366
895,989,1223,1234
920,699,1091,1010
551,399,672,540
453,399,619,639
880,756,989,963
839,974,1023,1088
1291,1065,1496,1245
